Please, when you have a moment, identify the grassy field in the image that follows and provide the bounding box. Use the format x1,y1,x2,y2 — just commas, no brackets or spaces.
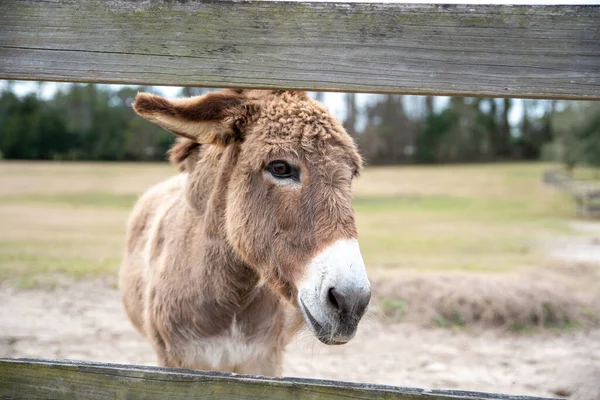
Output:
0,161,578,287
353,163,577,274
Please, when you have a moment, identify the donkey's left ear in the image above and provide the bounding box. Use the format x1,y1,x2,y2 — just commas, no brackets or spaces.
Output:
132,91,249,146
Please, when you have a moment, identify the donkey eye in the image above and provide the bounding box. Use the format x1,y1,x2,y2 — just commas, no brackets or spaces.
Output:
267,160,296,179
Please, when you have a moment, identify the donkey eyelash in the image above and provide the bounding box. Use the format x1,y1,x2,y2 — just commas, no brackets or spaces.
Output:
266,160,301,182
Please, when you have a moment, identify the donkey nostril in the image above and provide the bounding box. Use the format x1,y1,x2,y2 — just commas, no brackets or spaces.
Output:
327,287,343,313
326,287,370,317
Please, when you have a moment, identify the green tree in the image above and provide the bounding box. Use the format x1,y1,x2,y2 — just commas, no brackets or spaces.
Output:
358,95,417,164
550,101,600,170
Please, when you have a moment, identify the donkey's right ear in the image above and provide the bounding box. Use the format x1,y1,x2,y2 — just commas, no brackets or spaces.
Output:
132,91,247,146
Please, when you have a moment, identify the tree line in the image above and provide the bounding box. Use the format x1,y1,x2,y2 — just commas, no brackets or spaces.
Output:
0,82,598,168
348,94,600,169
0,83,172,161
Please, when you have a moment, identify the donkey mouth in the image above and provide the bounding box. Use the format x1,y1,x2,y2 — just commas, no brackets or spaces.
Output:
299,299,348,345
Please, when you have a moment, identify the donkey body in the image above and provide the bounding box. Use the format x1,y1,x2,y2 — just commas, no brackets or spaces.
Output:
120,90,370,375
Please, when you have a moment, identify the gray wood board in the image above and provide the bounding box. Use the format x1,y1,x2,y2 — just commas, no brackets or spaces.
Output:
0,358,562,400
0,1,599,99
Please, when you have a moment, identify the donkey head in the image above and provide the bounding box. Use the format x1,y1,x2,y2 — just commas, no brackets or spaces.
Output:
133,89,370,345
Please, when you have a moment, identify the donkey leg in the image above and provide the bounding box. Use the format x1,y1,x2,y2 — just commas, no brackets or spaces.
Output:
146,326,181,368
235,360,281,377
235,349,283,377
155,349,169,367
151,334,172,368
156,340,216,371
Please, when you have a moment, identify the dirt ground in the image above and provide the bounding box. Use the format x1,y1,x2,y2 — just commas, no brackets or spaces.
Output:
0,278,598,400
1,222,600,399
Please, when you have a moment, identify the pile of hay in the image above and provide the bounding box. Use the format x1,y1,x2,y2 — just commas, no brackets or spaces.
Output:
371,264,600,330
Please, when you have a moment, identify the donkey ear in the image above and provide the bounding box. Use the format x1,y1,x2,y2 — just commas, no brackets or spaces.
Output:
132,91,246,145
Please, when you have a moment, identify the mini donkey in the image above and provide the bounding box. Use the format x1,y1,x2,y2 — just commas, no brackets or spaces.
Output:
120,89,371,376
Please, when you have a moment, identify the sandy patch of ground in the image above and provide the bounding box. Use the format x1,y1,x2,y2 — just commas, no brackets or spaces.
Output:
1,280,599,399
2,220,599,399
545,221,600,264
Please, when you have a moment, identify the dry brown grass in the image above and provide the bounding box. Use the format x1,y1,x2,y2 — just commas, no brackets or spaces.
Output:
372,263,600,331
1,161,598,331
0,161,175,196
0,161,176,286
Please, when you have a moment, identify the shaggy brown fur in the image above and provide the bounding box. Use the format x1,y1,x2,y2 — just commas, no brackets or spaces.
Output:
168,138,200,172
120,89,364,375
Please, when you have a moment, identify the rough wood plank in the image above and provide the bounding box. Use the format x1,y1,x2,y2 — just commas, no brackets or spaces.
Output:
0,358,560,400
0,1,599,99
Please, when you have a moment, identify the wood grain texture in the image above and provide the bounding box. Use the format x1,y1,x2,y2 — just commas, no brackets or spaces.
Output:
0,1,599,99
0,358,560,400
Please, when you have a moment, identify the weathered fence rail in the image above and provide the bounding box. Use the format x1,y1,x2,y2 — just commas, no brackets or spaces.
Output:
1,1,599,99
543,169,600,216
0,358,561,400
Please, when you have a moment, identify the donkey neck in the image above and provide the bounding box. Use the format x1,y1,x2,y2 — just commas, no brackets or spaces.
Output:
183,144,266,308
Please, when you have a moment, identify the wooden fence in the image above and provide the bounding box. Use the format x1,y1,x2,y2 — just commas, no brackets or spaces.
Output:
543,169,600,216
0,358,560,400
1,1,599,99
0,0,598,398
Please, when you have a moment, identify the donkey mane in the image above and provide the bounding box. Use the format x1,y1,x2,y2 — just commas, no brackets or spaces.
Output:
168,138,201,172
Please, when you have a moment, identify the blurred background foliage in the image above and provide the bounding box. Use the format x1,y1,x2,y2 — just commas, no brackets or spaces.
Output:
0,81,599,170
